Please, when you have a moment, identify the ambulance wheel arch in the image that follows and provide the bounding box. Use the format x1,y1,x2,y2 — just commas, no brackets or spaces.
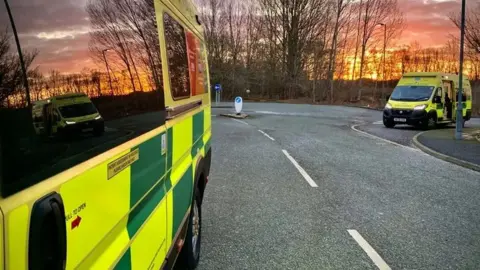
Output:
193,148,210,205
175,155,208,269
427,109,438,125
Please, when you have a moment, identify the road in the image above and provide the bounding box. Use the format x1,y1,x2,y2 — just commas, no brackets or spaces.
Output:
198,103,480,270
356,116,480,148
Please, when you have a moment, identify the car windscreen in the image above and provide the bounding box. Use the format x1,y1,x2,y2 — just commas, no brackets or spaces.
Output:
390,86,435,101
58,102,98,118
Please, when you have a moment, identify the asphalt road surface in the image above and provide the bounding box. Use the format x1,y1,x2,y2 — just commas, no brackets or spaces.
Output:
355,116,480,148
198,103,480,270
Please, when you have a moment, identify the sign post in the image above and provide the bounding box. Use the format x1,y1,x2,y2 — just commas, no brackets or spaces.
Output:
214,83,222,105
455,0,466,140
234,96,243,115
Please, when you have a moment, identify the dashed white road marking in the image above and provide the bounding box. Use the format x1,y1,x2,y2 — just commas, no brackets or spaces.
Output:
351,124,419,152
348,230,391,270
212,114,217,117
282,150,318,188
373,121,383,125
258,130,275,141
232,119,249,125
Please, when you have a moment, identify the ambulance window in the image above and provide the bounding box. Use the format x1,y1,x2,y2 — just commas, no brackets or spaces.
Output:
185,31,206,96
0,0,165,197
164,13,191,99
195,41,208,96
436,88,442,97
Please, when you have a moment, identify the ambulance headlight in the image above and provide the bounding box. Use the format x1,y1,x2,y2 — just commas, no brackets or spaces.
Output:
385,103,392,109
95,115,102,120
65,121,76,125
413,104,427,111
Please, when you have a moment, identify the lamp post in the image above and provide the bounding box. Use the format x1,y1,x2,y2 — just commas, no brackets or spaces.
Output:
455,0,466,140
102,49,113,95
4,0,31,107
378,23,387,101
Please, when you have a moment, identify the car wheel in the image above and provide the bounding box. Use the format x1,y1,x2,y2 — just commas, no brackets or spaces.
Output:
177,186,202,269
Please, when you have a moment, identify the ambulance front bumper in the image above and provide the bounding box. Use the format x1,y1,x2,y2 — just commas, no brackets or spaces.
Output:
61,119,104,134
383,108,428,124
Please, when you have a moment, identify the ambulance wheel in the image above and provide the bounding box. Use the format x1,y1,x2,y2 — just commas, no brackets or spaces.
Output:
93,125,104,136
423,115,436,130
177,186,202,269
383,119,395,128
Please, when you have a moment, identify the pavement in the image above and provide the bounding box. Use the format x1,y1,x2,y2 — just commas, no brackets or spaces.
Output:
198,102,480,270
414,128,480,172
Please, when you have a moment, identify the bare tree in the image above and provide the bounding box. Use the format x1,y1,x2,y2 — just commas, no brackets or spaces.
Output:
328,0,353,102
224,1,246,96
259,0,330,98
0,29,38,107
357,0,404,100
87,0,160,94
351,0,363,81
450,3,480,54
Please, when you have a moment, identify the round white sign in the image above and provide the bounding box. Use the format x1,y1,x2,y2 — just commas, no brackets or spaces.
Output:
234,96,243,114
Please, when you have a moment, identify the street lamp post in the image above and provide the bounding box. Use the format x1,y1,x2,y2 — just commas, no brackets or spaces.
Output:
4,0,31,107
378,23,387,101
456,0,466,140
102,49,114,96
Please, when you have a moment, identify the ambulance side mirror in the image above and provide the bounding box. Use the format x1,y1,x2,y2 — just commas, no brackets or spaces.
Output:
385,94,390,102
433,96,441,103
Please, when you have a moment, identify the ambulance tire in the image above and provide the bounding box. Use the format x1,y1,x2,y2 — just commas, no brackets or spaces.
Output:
422,114,437,130
177,186,202,269
93,125,105,136
383,119,395,128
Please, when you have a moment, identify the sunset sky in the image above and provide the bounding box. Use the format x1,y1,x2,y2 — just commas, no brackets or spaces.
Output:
399,0,472,47
0,0,477,73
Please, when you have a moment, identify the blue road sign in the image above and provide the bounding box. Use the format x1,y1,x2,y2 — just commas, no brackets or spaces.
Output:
214,83,222,92
234,96,243,114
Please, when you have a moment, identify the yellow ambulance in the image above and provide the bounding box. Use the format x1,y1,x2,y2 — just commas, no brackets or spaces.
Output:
32,93,105,137
0,0,211,269
383,72,473,129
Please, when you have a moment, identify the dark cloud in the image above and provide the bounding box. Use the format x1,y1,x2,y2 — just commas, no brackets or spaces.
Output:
0,0,89,35
0,0,92,73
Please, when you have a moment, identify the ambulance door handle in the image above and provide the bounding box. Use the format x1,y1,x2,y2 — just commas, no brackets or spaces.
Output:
28,192,67,270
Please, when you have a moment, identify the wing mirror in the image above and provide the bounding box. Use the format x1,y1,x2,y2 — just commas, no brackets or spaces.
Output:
433,96,441,103
385,94,390,102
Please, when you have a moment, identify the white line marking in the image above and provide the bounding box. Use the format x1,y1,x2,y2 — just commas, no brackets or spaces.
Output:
258,130,275,141
351,124,419,152
282,150,318,187
232,119,249,125
212,114,217,117
348,230,391,270
373,121,383,125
